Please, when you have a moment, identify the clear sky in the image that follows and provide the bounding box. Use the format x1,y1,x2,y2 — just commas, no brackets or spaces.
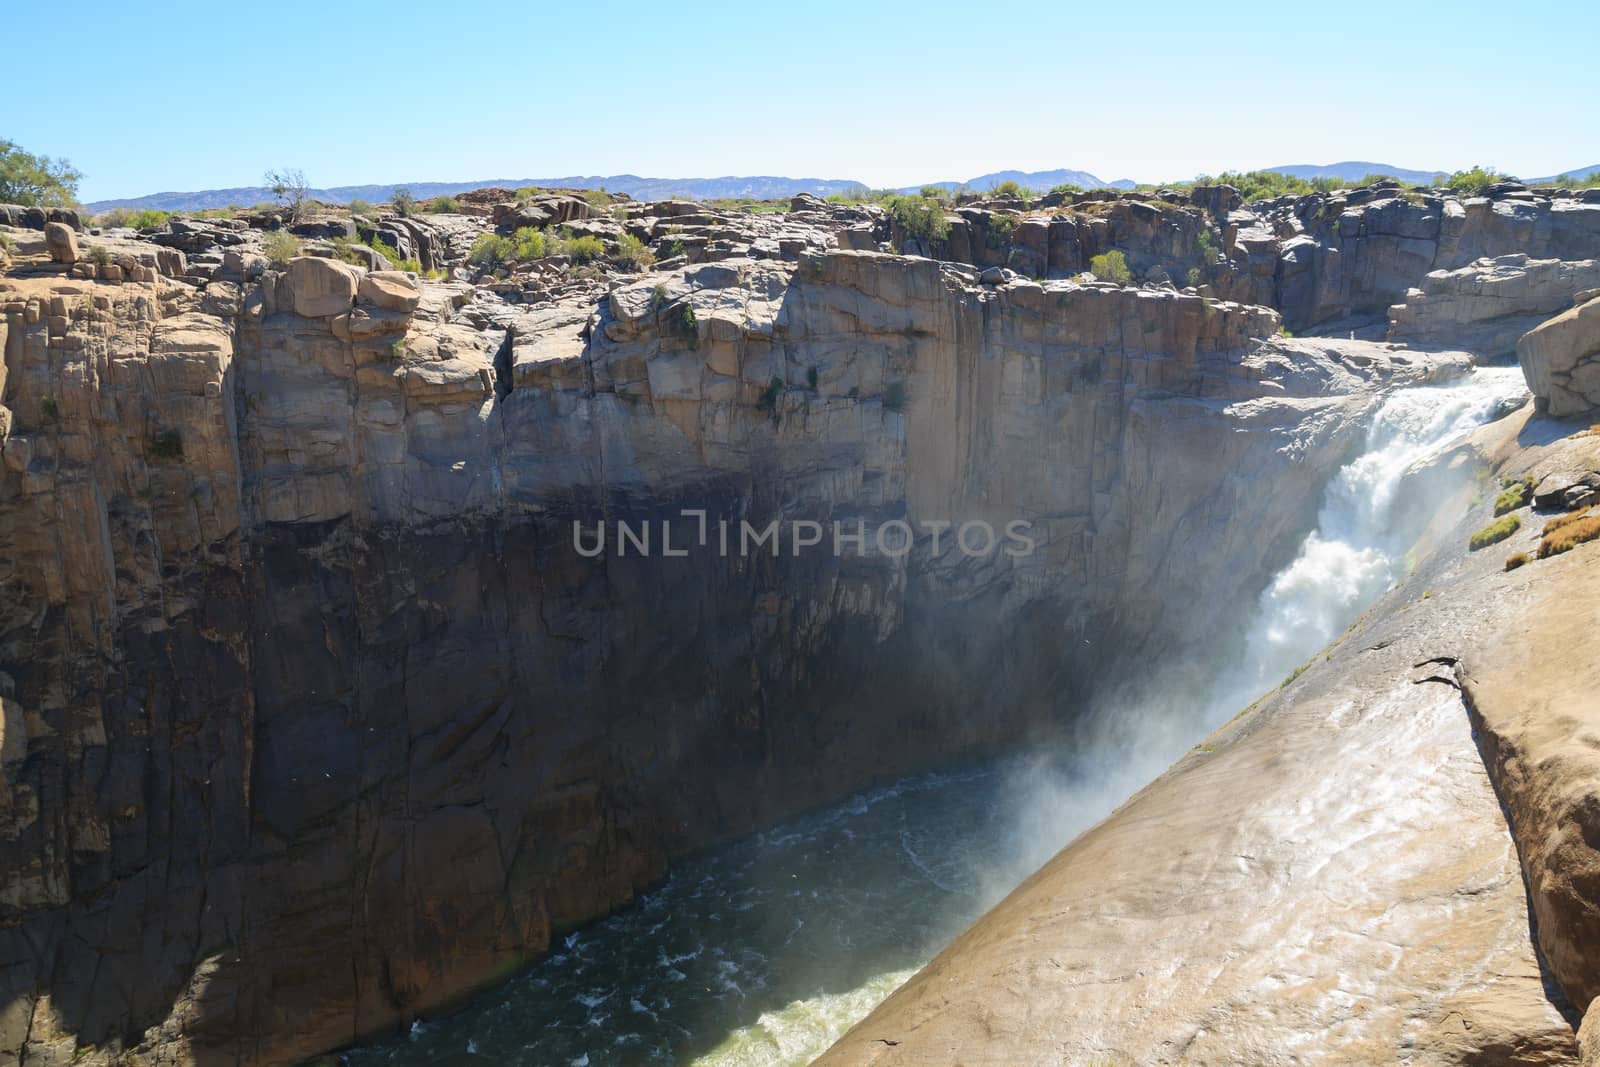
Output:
8,0,1597,203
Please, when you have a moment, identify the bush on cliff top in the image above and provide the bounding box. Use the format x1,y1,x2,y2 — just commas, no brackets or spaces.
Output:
1444,166,1512,195
886,195,951,247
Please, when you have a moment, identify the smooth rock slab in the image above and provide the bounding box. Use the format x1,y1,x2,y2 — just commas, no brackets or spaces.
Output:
819,681,1575,1066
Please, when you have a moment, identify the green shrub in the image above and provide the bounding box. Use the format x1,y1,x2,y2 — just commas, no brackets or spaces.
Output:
514,186,541,201
391,187,416,216
1048,183,1084,195
672,303,698,347
40,396,59,421
1186,266,1204,288
348,198,375,217
986,213,1018,247
886,195,951,246
88,245,113,267
98,207,170,229
1088,250,1131,284
990,180,1031,200
557,233,605,264
1469,513,1521,551
614,232,655,271
262,230,300,266
385,339,407,362
148,429,184,460
427,195,461,213
468,233,514,270
918,185,947,200
582,189,612,209
1444,166,1511,195
1196,228,1219,262
512,227,546,260
1493,478,1533,516
883,380,908,412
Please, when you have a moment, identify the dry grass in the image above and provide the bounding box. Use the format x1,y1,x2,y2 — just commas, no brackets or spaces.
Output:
1538,515,1600,559
1504,551,1530,571
1542,507,1595,537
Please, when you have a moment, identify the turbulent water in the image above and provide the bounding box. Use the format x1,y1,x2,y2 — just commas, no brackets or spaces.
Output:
348,366,1528,1067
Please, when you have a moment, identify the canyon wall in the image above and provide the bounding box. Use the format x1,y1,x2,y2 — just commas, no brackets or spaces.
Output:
0,246,1455,1065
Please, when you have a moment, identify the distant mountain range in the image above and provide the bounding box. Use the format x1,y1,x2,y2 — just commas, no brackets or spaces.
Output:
84,161,1600,213
1260,161,1446,185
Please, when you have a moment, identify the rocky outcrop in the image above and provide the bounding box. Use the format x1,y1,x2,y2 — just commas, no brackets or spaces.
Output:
819,408,1600,1067
0,234,1461,1065
1389,255,1600,357
1519,293,1600,416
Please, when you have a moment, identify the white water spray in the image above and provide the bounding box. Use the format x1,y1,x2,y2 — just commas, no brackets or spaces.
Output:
1214,365,1528,706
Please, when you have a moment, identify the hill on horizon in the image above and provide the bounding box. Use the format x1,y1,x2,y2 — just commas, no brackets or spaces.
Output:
83,160,1600,213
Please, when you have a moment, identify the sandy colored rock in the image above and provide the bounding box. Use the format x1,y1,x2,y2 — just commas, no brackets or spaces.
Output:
43,221,77,264
358,270,421,313
284,254,360,316
1519,295,1600,416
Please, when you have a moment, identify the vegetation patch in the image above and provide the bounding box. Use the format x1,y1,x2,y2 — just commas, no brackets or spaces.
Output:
427,195,461,213
613,232,655,271
1493,476,1534,516
886,195,951,247
1504,551,1530,571
1088,250,1131,284
262,230,300,266
1468,513,1521,551
1538,514,1600,559
1542,507,1595,537
469,233,514,270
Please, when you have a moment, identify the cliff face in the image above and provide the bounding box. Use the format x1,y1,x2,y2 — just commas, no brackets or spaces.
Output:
0,241,1457,1064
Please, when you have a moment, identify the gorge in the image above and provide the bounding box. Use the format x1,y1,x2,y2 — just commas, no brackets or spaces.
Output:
3,173,1600,1067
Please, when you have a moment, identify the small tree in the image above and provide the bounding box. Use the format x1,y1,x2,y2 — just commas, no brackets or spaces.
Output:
1088,250,1132,284
392,187,416,217
0,139,82,206
265,167,310,223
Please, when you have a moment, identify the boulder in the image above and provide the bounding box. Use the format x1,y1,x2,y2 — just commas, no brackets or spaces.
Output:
285,256,361,318
1518,295,1600,416
358,271,421,313
43,221,77,264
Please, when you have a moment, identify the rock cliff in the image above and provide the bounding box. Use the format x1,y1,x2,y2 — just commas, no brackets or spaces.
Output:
0,206,1465,1065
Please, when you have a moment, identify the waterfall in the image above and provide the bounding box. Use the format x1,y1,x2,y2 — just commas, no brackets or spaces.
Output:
1214,365,1528,707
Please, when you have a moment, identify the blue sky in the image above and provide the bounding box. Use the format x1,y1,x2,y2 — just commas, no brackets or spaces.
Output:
8,0,1597,202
